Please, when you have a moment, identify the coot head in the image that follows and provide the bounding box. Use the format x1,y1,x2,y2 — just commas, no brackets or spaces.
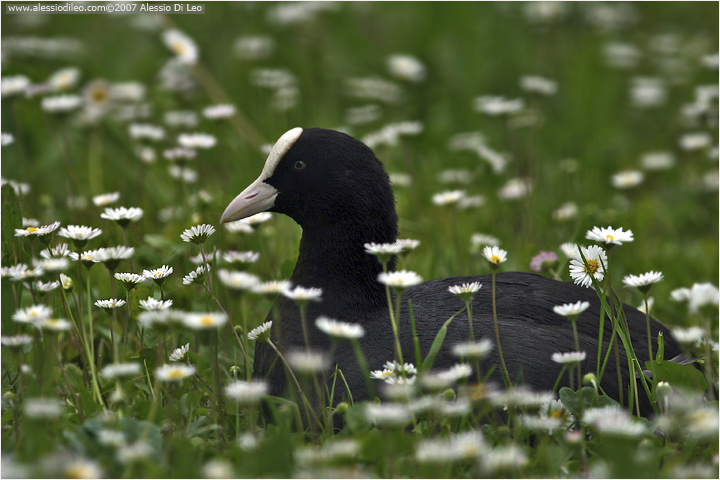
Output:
221,127,397,233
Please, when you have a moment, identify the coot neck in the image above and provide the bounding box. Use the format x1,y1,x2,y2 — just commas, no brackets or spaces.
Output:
291,213,397,311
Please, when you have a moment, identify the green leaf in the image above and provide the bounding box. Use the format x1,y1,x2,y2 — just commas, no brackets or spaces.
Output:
646,360,707,400
421,307,465,372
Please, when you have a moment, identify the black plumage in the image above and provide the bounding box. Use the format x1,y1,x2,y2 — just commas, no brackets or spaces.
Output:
222,128,681,415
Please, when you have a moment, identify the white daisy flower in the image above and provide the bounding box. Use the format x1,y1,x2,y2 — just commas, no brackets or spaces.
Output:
101,362,142,379
377,270,423,291
559,242,581,259
248,321,273,341
569,245,607,288
234,35,274,60
222,250,260,265
553,301,591,318
474,96,524,116
432,190,466,206
281,285,323,302
139,297,173,310
34,257,70,273
180,224,216,244
143,265,173,284
552,202,578,222
13,304,53,324
1,335,34,348
202,104,236,119
182,312,227,330
156,364,195,382
641,151,675,171
315,316,365,339
100,207,144,227
586,226,634,246
670,283,719,314
57,225,102,244
252,280,292,296
387,54,426,82
481,445,528,473
69,249,104,266
393,238,420,253
202,460,234,479
482,245,508,268
24,398,64,419
611,170,644,189
40,243,71,259
35,280,60,293
94,246,135,270
163,29,198,64
178,133,216,149
1,75,30,97
364,242,403,263
15,221,61,238
679,132,712,151
217,269,261,291
183,265,210,285
169,343,190,362
138,310,175,330
286,350,330,374
224,220,254,234
129,123,165,141
622,271,663,292
40,317,71,331
224,380,268,404
448,281,482,301
670,326,706,346
389,172,413,187
95,299,126,310
5,264,44,282
240,212,273,226
48,67,81,91
451,339,494,359
189,250,221,265
59,273,73,290
471,233,500,249
519,75,558,95
498,178,533,200
115,272,146,289
42,95,82,112
364,403,412,426
551,351,586,365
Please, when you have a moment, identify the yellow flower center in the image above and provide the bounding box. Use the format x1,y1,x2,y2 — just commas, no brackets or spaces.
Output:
167,369,185,379
91,88,108,104
490,255,501,264
171,40,186,56
584,260,599,274
26,227,38,233
199,316,214,326
605,234,615,242
549,410,564,419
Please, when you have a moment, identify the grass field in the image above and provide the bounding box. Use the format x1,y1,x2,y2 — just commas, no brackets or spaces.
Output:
1,2,718,478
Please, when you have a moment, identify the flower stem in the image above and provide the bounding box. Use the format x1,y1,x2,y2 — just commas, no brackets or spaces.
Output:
491,270,511,388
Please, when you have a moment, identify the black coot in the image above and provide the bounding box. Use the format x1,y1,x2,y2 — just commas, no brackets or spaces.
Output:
220,127,680,413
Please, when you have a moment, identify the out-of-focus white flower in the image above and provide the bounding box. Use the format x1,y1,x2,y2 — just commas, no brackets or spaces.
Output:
474,96,524,116
611,170,644,189
163,29,198,64
387,54,426,82
234,35,274,60
42,95,82,112
519,75,557,95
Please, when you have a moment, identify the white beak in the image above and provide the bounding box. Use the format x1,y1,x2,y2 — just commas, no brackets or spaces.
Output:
220,178,278,223
220,127,303,224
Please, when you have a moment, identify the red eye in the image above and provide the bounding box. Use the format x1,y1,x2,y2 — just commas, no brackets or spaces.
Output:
293,160,306,171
